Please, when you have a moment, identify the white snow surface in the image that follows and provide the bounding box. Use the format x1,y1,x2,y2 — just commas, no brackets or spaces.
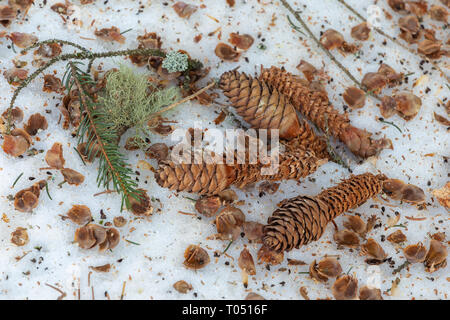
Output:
0,0,448,300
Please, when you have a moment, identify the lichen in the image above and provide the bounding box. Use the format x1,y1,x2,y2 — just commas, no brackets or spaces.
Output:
100,64,180,147
162,51,189,73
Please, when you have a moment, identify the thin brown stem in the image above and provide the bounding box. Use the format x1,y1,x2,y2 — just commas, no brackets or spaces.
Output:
45,283,67,300
280,0,382,101
335,0,449,84
149,80,217,118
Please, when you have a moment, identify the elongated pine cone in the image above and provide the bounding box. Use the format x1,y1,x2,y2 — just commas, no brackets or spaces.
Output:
155,149,325,195
263,173,383,252
260,66,392,158
282,120,329,160
219,70,302,140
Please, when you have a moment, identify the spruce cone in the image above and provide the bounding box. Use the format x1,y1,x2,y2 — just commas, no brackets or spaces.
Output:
155,149,325,195
219,70,302,140
263,173,383,252
282,120,329,160
260,66,392,158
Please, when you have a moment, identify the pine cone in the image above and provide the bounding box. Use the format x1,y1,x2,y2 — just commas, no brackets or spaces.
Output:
260,66,392,158
282,120,329,160
155,149,326,195
219,70,302,140
263,173,383,252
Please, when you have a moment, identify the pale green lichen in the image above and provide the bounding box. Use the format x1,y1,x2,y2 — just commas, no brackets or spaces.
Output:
161,51,189,73
100,64,180,147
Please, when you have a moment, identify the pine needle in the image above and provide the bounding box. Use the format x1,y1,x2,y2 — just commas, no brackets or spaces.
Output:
67,62,141,210
11,172,24,188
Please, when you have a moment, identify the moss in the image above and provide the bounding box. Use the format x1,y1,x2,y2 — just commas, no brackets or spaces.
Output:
100,64,180,146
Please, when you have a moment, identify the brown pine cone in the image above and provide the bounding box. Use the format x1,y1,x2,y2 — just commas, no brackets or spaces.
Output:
263,173,383,252
260,66,392,158
282,120,329,160
155,149,326,195
219,70,302,140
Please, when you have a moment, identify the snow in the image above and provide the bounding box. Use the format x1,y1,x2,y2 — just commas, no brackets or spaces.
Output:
0,0,448,300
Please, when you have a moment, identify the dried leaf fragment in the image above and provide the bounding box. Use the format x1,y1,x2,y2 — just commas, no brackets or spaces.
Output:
45,142,65,169
238,248,256,275
43,75,63,93
257,245,284,266
173,280,193,294
215,43,241,61
429,5,448,22
398,15,421,44
228,33,254,50
296,60,318,82
8,32,38,48
113,216,127,228
362,72,387,94
343,215,367,235
127,189,152,216
14,180,46,213
309,257,342,282
387,230,407,244
145,143,169,161
183,244,210,270
4,67,28,86
67,205,92,226
245,292,265,300
334,229,360,248
378,64,403,87
351,22,371,41
173,2,198,19
11,227,29,246
215,206,245,240
61,168,84,186
24,113,48,136
332,275,358,300
320,29,345,50
343,86,366,109
360,238,388,263
380,96,397,119
424,240,447,273
432,182,450,209
434,112,450,127
2,128,31,157
404,242,427,263
242,221,264,243
417,39,442,58
195,196,221,217
359,286,383,300
95,27,125,44
2,107,23,123
89,264,111,273
36,43,62,58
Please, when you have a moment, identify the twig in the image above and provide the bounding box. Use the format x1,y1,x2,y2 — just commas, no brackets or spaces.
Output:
11,172,23,188
45,283,67,300
280,0,381,102
121,281,126,300
335,0,450,84
393,260,410,275
93,190,116,197
22,39,91,54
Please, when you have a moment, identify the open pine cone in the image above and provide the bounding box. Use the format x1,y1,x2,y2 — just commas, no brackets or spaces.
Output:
260,66,392,158
155,148,326,195
263,173,384,252
220,70,329,159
